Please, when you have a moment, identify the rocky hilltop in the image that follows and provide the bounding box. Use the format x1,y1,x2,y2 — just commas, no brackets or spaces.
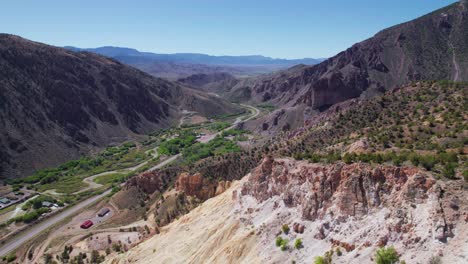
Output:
229,1,468,132
0,34,240,178
107,157,467,264
104,79,466,263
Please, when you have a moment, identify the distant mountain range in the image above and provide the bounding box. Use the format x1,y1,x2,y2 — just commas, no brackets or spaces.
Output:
64,46,325,79
64,46,325,66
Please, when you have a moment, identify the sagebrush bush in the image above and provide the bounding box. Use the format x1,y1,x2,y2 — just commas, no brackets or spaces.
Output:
375,246,399,264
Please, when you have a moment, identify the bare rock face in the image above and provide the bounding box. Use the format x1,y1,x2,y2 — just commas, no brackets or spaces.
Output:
172,172,232,200
242,158,436,220
215,181,232,196
240,158,465,243
175,173,217,200
127,170,165,194
233,158,467,263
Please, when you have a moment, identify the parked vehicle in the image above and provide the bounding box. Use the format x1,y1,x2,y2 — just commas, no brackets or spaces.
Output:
80,220,93,229
98,207,110,217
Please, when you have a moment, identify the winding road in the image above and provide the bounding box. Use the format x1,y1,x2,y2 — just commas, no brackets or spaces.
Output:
0,103,260,257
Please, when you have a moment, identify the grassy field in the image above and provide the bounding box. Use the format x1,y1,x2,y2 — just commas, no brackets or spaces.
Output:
37,176,88,194
93,173,128,185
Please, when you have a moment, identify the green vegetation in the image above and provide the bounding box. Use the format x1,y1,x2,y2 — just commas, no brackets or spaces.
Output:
221,128,248,137
22,195,61,211
0,204,15,215
182,135,241,163
314,250,334,264
93,172,128,185
313,256,330,264
274,82,466,178
8,207,50,224
375,246,399,264
208,121,231,131
7,141,150,194
2,253,17,263
37,176,88,195
294,238,303,249
256,103,276,112
158,132,196,155
281,224,290,234
275,236,289,251
211,110,246,121
293,149,463,179
222,128,249,141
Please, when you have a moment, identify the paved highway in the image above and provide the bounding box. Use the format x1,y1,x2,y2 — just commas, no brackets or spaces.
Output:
0,104,260,257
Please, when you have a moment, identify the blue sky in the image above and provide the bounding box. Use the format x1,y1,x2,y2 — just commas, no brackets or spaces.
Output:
1,0,458,58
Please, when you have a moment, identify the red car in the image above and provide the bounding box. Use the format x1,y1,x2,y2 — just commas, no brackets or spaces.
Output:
80,220,93,229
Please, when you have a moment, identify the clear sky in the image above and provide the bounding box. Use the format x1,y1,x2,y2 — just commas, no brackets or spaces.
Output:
1,0,458,59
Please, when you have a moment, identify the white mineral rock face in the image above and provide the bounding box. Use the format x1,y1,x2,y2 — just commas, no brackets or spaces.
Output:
106,158,468,264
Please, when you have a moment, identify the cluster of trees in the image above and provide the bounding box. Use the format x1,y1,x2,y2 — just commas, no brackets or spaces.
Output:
8,207,50,224
182,135,241,163
8,142,142,188
22,195,61,211
208,121,230,131
158,132,196,155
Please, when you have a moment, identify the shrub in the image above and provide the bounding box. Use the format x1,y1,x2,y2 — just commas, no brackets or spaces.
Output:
442,163,456,179
275,236,289,251
420,155,436,171
375,246,399,264
313,255,332,264
2,253,16,263
294,238,303,249
281,224,290,234
343,153,355,164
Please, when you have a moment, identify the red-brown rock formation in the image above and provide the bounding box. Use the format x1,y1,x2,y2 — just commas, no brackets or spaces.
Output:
240,157,464,243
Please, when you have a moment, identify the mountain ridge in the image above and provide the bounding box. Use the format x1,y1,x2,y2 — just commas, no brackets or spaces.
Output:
64,46,325,66
227,1,468,132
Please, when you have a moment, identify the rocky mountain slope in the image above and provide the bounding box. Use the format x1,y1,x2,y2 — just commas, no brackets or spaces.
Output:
104,79,466,263
228,1,468,132
177,72,240,94
0,34,240,178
